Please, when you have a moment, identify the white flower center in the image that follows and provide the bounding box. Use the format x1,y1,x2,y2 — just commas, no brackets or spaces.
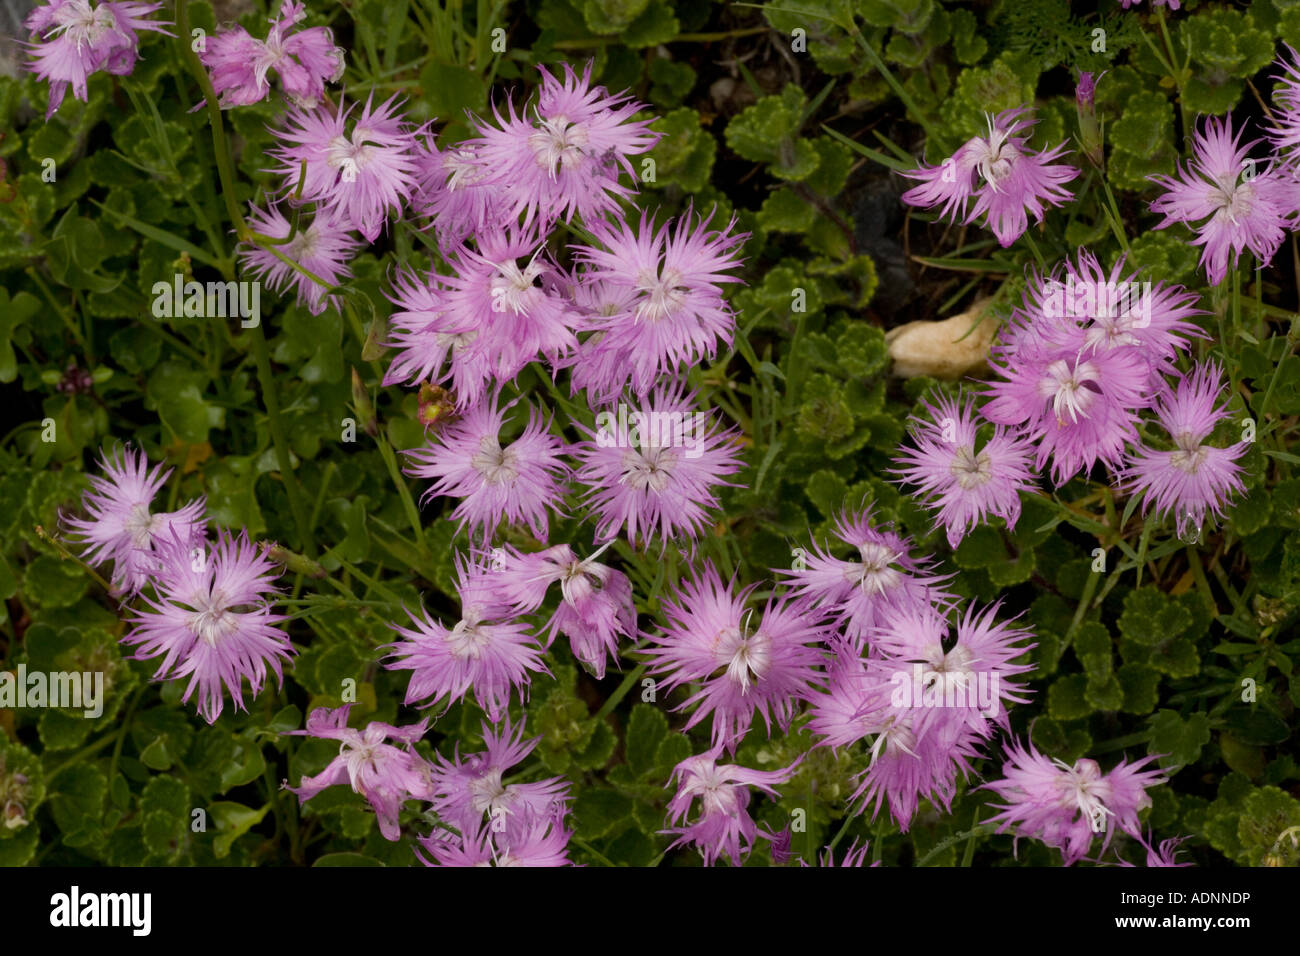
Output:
620,446,676,493
190,592,236,647
489,258,544,316
326,130,378,182
634,267,689,324
529,115,589,177
850,541,903,596
949,446,992,490
446,618,491,660
471,438,519,485
49,1,116,49
1041,358,1101,425
123,502,157,549
716,620,770,695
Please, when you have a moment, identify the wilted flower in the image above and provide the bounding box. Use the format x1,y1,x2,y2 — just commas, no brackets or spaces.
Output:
123,529,292,723
62,446,207,596
200,0,344,109
494,542,636,679
285,705,434,841
902,108,1077,247
24,0,172,118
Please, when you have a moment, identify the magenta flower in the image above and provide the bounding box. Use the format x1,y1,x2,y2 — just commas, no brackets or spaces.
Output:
1150,116,1291,285
982,740,1168,866
1121,361,1249,538
270,93,421,242
644,561,825,751
891,392,1037,548
805,597,1034,832
385,556,549,722
428,719,570,841
403,396,569,544
663,746,801,867
570,207,748,399
1117,831,1193,868
495,542,637,679
780,508,951,645
802,840,874,867
902,108,1077,247
410,140,505,252
62,446,206,596
572,386,744,552
123,529,292,724
418,807,572,866
237,203,360,315
24,0,172,118
382,264,492,404
983,267,1159,485
285,705,434,841
200,0,344,109
1268,45,1300,156
470,61,658,230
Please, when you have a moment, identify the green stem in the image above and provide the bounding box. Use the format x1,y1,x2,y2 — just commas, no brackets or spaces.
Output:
915,823,998,867
175,0,246,238
247,321,313,556
592,662,649,721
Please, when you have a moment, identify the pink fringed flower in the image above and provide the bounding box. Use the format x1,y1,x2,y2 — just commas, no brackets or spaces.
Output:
572,386,744,551
891,393,1037,548
494,542,636,679
779,508,951,645
410,140,504,252
428,719,570,841
270,93,421,242
644,561,825,751
385,556,548,722
1117,830,1193,867
403,396,569,544
24,0,172,118
1149,116,1291,285
663,746,801,867
285,705,434,841
418,807,573,866
569,207,748,400
1121,361,1249,538
200,0,344,109
237,203,360,315
984,268,1158,485
982,740,1168,866
123,529,292,723
470,61,658,230
902,108,1077,247
62,445,206,595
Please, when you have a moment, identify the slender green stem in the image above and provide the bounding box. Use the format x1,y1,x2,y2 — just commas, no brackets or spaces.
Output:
175,0,246,238
592,662,649,721
915,823,998,867
845,22,935,139
247,321,313,556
